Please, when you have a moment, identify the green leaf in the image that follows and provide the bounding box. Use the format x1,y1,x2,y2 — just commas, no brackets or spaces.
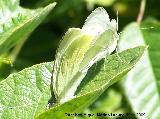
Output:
36,46,145,119
0,62,53,119
0,47,145,119
141,19,160,87
118,22,160,118
0,0,56,54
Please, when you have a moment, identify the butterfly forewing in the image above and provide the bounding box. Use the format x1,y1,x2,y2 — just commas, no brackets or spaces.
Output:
53,30,93,102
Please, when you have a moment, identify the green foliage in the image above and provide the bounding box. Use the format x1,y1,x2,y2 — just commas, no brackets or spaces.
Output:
0,47,145,119
0,0,159,119
0,0,56,54
0,0,56,80
118,21,160,118
0,62,53,118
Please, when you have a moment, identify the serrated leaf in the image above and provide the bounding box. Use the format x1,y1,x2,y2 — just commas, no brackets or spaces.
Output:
0,0,56,54
36,46,145,119
118,22,160,118
52,7,118,103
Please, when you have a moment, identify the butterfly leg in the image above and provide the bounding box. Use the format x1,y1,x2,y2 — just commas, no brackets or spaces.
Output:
116,47,123,62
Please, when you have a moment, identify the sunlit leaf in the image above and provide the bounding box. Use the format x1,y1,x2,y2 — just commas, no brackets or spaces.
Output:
0,0,56,54
0,62,53,119
36,46,145,119
118,22,160,119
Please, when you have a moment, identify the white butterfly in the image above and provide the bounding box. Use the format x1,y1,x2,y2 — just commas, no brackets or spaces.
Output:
50,7,119,104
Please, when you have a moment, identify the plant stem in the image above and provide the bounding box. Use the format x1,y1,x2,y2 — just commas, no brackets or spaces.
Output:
137,0,146,24
9,37,27,63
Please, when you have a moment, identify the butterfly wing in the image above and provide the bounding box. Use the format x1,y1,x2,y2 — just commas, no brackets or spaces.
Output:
52,29,93,102
80,29,118,72
52,7,118,103
82,7,117,36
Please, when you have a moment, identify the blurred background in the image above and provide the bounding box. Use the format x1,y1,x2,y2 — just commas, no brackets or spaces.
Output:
2,0,160,118
16,0,160,70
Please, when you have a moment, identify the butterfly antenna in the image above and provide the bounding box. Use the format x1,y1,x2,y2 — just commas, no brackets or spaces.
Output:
116,11,119,31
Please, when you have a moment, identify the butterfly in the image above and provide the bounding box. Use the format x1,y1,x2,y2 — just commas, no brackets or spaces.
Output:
50,7,119,104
